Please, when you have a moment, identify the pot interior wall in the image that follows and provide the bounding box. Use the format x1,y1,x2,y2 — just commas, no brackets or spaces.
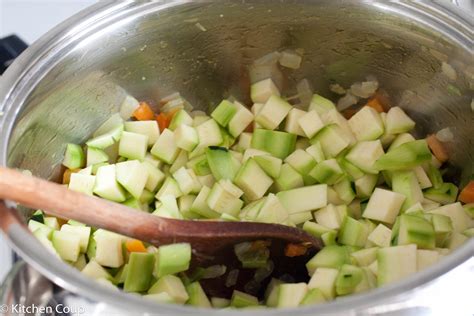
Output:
6,1,473,221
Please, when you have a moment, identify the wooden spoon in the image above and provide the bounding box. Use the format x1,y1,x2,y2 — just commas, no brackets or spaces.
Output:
0,166,322,297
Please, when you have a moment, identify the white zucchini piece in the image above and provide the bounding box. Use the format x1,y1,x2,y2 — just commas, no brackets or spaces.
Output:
195,119,223,148
355,174,378,199
93,164,127,202
388,133,416,151
289,211,313,225
335,264,364,295
279,50,302,69
367,224,392,247
277,283,308,308
377,244,417,286
375,140,432,171
310,124,350,158
234,159,273,201
148,275,189,304
345,140,384,174
274,163,304,191
239,198,265,221
43,217,59,230
228,101,254,137
284,108,306,136
338,216,369,247
385,107,415,134
169,150,189,174
168,109,193,131
446,233,468,250
151,129,180,164
186,282,212,307
305,142,325,163
351,248,378,267
63,144,85,169
255,194,290,224
348,106,384,141
211,297,230,308
142,161,165,192
211,100,238,127
309,159,345,185
417,249,439,271
68,173,96,196
154,195,183,219
207,182,243,216
118,131,148,161
285,149,317,184
308,94,336,116
363,188,406,224
60,224,91,252
302,221,335,238
277,184,328,214
206,147,239,181
314,204,345,229
428,202,470,232
251,78,280,104
124,120,160,146
251,129,297,159
192,115,210,127
94,231,124,268
86,125,123,150
81,260,112,280
155,178,183,199
143,152,162,168
251,103,264,130
172,167,201,195
254,155,282,178
86,147,109,167
396,215,435,249
306,245,350,274
93,113,124,138
321,109,357,145
392,170,424,211
116,160,149,199
52,230,81,262
298,110,325,139
413,166,432,189
190,186,220,219
197,174,215,188
333,177,355,204
242,148,268,162
295,137,311,150
255,95,292,130
230,290,259,308
119,95,140,120
307,267,339,299
234,132,252,152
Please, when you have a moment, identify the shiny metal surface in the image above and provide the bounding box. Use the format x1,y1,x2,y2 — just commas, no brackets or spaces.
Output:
0,1,473,315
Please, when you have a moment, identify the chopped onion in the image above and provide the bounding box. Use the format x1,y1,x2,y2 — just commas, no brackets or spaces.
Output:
350,80,379,98
202,265,227,279
254,260,274,283
441,62,457,81
296,79,313,107
329,83,346,95
337,92,359,111
279,50,302,70
225,269,239,287
436,128,454,142
254,51,281,66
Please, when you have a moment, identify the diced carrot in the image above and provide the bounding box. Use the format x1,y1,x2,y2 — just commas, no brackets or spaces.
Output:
156,108,179,132
62,168,80,184
342,108,359,119
284,243,308,257
133,102,155,121
426,134,449,163
459,181,474,203
372,89,392,111
125,239,147,253
365,97,385,113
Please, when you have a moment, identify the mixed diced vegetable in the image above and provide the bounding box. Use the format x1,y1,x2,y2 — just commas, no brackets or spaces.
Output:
28,51,473,309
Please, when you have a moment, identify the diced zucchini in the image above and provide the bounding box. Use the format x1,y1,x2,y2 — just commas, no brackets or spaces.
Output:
417,249,439,271
307,267,339,299
86,147,109,167
116,160,149,199
154,243,191,278
351,247,378,267
124,252,155,292
277,184,328,214
305,142,326,163
338,216,369,247
211,100,238,127
228,101,254,137
153,195,183,219
174,124,198,152
142,161,165,192
148,275,189,304
289,211,313,225
308,94,336,116
306,245,350,274
265,278,283,307
151,129,180,164
169,109,193,131
87,125,123,150
428,202,470,232
255,193,289,224
186,154,211,176
60,224,91,253
385,107,415,134
301,288,327,305
310,124,350,158
186,282,212,307
93,164,127,202
367,224,392,247
377,244,417,286
321,109,357,145
355,174,378,199
277,283,308,308
388,133,416,151
314,204,345,229
169,150,189,174
298,110,325,139
172,167,201,195
274,163,304,191
155,178,183,199
253,154,282,179
234,158,273,201
348,106,384,141
363,188,406,224
255,95,292,130
333,177,355,204
52,230,81,262
211,297,230,308
309,159,345,185
391,170,424,211
424,183,459,204
413,166,432,189
285,149,317,185
251,129,297,159
68,173,96,196
206,147,239,181
120,95,140,119
94,230,124,268
124,121,160,146
63,144,85,169
118,131,148,160
302,221,335,238
284,108,306,136
251,78,280,104
346,140,384,174
374,140,432,171
81,260,112,280
195,119,223,148
230,290,259,308
335,264,364,295
190,186,220,219
207,182,243,216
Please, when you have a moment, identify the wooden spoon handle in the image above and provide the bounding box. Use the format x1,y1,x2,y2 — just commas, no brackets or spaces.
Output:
0,166,171,242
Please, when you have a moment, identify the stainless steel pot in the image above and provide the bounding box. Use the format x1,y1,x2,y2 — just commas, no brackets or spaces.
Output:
0,1,472,315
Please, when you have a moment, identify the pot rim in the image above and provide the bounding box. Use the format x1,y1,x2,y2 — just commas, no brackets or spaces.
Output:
0,1,472,314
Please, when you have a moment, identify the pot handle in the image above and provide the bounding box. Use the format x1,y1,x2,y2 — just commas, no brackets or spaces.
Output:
0,35,28,75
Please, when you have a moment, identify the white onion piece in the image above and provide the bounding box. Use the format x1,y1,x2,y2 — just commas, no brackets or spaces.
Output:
350,80,379,98
329,83,346,95
441,62,457,81
337,92,359,111
279,51,302,69
225,269,239,287
436,128,454,142
296,79,313,107
202,265,227,279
